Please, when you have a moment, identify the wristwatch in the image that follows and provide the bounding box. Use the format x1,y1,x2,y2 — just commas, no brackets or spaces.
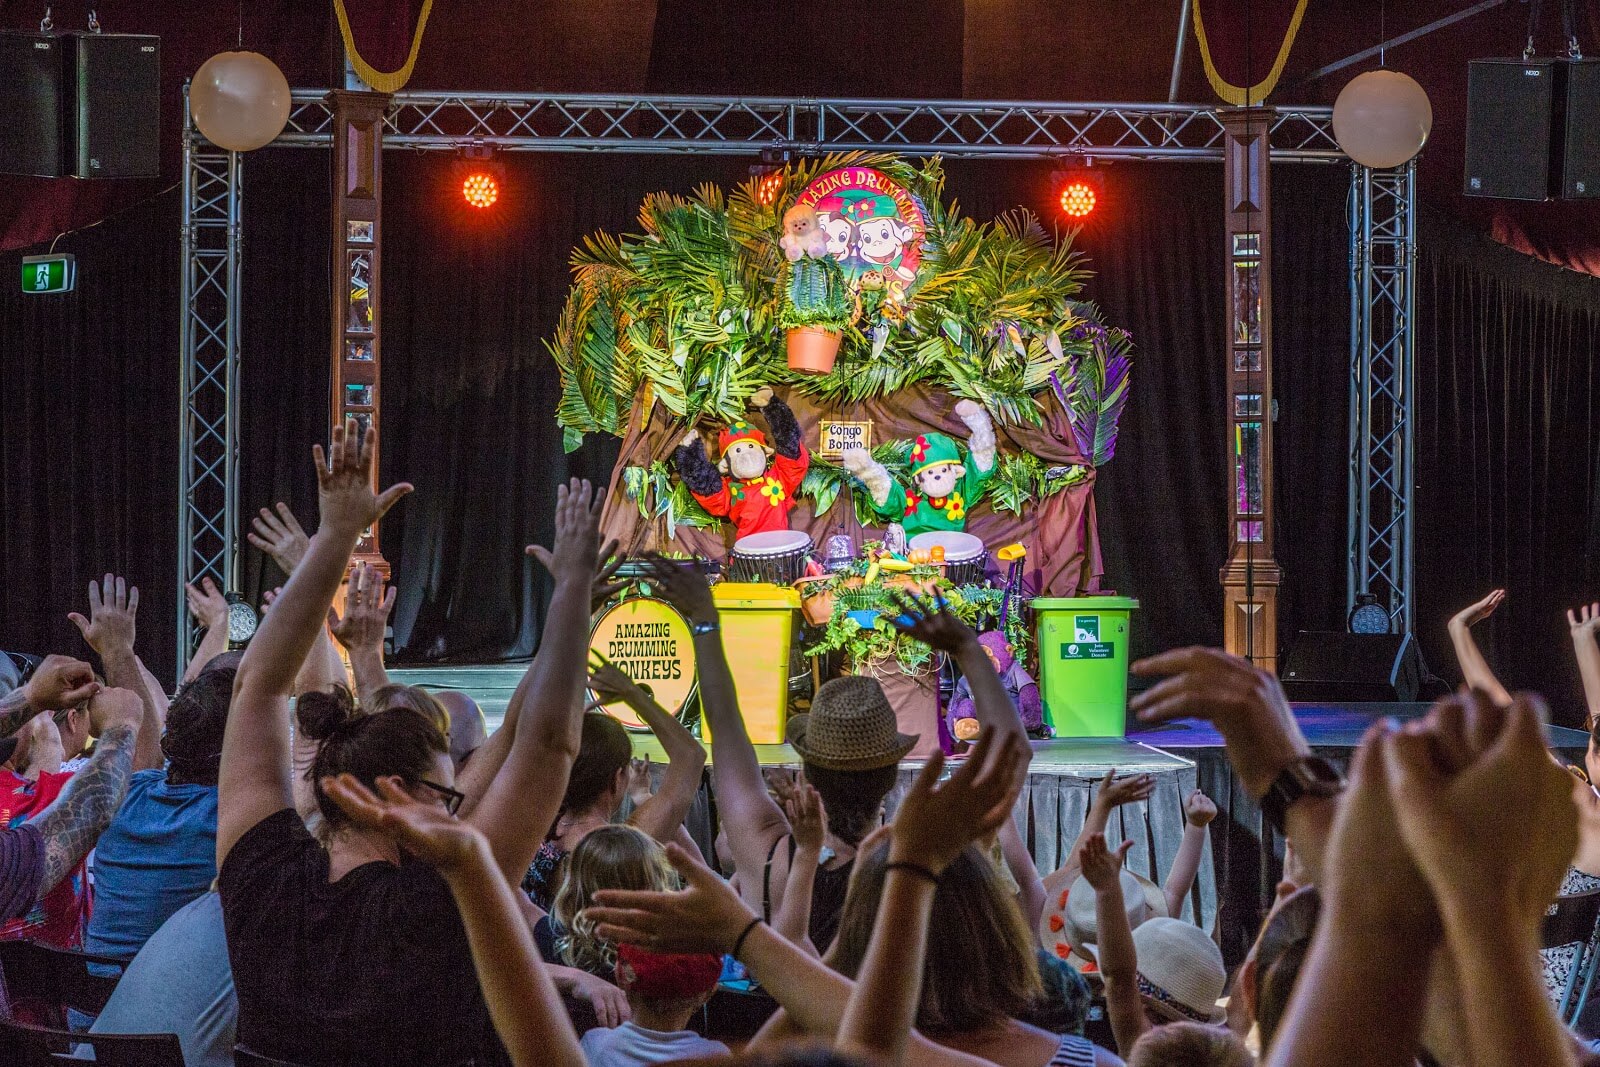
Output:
1259,756,1345,836
690,618,720,637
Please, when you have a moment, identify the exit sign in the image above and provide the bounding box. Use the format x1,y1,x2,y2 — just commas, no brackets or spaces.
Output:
21,255,76,294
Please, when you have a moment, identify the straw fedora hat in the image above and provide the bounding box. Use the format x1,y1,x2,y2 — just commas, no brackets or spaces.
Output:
1132,917,1227,1024
785,675,918,771
1045,869,1168,968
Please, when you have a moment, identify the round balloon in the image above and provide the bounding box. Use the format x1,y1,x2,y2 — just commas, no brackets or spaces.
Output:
1332,70,1433,170
191,52,291,152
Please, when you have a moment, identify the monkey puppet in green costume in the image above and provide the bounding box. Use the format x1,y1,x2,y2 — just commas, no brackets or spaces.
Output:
840,400,997,538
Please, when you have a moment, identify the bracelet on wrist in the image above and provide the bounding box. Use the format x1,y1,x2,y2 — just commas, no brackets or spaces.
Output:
730,916,763,960
883,860,941,886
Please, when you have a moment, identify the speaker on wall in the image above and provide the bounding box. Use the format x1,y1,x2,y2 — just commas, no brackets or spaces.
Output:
68,33,159,178
1280,631,1423,703
1562,58,1600,198
1465,58,1562,200
0,30,157,179
0,31,68,177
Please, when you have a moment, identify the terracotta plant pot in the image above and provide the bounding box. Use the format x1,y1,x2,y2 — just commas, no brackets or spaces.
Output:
786,326,841,374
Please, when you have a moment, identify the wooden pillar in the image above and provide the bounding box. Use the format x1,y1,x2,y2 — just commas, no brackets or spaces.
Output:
1218,108,1281,670
328,89,390,578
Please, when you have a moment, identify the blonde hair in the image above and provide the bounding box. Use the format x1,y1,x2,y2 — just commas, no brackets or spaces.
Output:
551,825,678,974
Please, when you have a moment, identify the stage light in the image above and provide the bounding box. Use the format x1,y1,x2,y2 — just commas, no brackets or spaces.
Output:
1052,165,1104,220
462,172,499,209
750,146,793,206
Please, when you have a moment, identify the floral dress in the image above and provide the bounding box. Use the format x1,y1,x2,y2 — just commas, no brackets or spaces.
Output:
1540,866,1600,1004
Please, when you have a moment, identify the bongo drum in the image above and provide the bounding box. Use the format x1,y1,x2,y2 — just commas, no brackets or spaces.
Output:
588,596,699,731
909,530,987,586
728,530,814,585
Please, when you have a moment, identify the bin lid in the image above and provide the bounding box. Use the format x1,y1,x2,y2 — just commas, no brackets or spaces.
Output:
713,582,802,609
1031,596,1140,611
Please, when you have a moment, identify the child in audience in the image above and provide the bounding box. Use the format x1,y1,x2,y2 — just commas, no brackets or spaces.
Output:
579,944,730,1065
548,824,681,976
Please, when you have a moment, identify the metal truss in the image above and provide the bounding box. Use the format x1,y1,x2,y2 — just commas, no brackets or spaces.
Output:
1347,161,1417,635
275,90,1341,161
177,87,242,675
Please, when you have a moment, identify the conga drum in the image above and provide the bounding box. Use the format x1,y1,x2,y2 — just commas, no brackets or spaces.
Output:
728,530,814,585
588,597,699,731
909,531,987,585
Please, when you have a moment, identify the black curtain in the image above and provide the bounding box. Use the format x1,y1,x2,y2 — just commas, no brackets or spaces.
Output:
1414,215,1600,725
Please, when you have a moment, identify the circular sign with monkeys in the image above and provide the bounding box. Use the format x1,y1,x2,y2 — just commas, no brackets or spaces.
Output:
794,167,928,289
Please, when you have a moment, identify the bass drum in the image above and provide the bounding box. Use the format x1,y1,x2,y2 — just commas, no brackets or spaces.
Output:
588,596,699,731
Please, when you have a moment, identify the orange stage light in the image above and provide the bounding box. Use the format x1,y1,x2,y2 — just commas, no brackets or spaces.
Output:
755,169,784,205
1059,180,1097,218
462,172,499,209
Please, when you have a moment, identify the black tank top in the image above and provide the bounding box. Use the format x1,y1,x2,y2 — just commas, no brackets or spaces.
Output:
762,835,855,953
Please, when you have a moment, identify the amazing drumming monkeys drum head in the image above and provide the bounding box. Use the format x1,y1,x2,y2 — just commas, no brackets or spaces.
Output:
588,596,699,731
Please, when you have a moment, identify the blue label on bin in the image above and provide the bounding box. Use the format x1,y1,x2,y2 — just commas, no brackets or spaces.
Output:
1060,642,1115,660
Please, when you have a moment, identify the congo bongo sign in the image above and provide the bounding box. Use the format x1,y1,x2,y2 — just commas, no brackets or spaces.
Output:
588,597,699,731
795,167,928,290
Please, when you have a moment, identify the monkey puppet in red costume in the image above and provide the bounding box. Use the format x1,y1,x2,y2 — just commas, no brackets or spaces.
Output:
672,387,810,541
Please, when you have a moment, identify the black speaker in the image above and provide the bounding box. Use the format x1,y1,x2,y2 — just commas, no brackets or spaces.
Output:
1562,59,1600,198
0,31,68,177
67,32,159,178
1465,58,1563,201
1280,631,1423,703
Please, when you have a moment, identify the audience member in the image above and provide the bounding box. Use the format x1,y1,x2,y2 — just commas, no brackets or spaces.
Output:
1124,1021,1251,1067
581,944,729,1065
84,664,232,962
548,823,680,975
215,423,597,1065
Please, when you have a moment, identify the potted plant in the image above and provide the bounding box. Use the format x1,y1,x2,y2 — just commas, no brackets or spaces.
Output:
779,205,851,374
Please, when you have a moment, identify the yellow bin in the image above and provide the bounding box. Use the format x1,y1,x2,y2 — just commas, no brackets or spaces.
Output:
707,582,800,744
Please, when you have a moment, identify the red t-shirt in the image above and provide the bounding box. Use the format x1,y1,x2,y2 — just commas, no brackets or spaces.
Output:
0,769,91,948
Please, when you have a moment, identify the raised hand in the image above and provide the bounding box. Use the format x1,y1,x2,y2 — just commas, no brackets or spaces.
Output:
1450,588,1505,631
889,729,1027,875
586,651,644,705
1130,647,1307,798
1095,767,1157,810
625,757,655,808
785,774,827,854
68,573,139,657
184,577,229,631
23,655,100,712
315,418,413,538
1184,789,1218,827
641,554,717,628
764,767,799,808
525,480,604,587
887,588,979,656
248,502,312,574
1079,831,1134,893
586,842,758,954
1569,602,1600,636
327,562,394,654
590,540,629,610
321,772,484,872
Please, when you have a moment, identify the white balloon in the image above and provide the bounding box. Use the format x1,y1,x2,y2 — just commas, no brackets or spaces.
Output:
191,52,292,153
1332,70,1433,170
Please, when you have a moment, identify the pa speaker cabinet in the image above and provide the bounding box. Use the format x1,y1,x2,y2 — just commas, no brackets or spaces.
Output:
1280,631,1422,703
67,32,159,178
0,31,68,177
1465,58,1563,201
1563,59,1600,198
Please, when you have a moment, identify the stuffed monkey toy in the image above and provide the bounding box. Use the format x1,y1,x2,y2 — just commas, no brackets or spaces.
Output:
841,400,997,538
672,388,810,541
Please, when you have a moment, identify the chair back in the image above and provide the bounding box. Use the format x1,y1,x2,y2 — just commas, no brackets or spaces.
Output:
1542,888,1600,1023
0,1016,183,1066
235,1046,315,1067
0,940,126,1027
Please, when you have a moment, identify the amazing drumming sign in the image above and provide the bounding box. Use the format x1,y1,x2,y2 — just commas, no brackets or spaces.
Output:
794,167,928,287
588,598,698,730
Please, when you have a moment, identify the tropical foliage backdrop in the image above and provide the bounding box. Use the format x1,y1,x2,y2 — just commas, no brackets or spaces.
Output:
548,152,1133,526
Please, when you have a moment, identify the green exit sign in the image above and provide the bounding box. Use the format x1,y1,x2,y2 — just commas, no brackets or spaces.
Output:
21,255,76,294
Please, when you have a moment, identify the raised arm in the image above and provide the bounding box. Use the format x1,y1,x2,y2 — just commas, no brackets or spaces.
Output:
1163,789,1216,920
588,652,707,844
771,776,825,955
252,505,344,698
0,656,100,739
1081,833,1148,1055
890,590,1027,755
322,774,585,1067
219,421,412,864
68,574,164,772
1046,768,1155,904
463,479,601,885
32,687,143,896
1568,603,1600,727
1446,589,1513,708
328,561,394,705
181,579,231,685
644,556,792,912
